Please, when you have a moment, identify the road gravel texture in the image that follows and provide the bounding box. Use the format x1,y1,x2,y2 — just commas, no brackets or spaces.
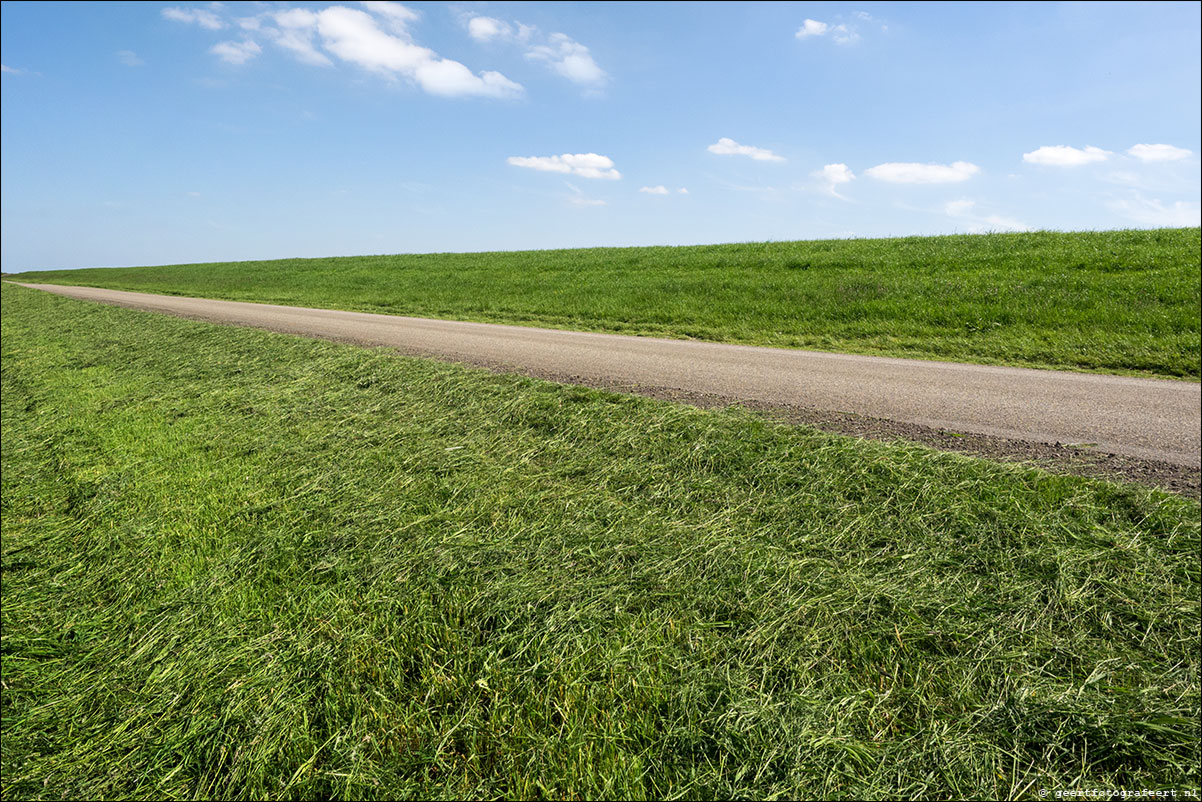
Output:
15,283,1201,488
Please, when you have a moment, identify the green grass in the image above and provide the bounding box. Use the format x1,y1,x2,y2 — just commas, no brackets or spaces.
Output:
2,283,1199,800
15,227,1201,379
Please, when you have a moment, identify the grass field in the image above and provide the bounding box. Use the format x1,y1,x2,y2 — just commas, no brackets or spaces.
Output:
2,282,1199,800
15,227,1201,379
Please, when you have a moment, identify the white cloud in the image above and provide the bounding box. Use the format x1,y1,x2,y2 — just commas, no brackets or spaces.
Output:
708,137,785,162
467,16,512,43
361,2,419,22
464,16,603,89
795,18,859,44
944,198,1030,232
162,6,226,30
268,9,333,67
416,59,521,98
117,50,145,67
313,6,522,98
865,161,979,183
508,153,621,180
211,40,262,65
814,163,855,197
361,1,420,33
678,187,689,194
465,15,536,44
172,4,521,98
640,185,670,195
1,64,20,74
854,10,889,33
795,19,829,38
526,33,607,87
314,7,436,72
1127,143,1193,163
1107,193,1201,227
1021,145,1111,167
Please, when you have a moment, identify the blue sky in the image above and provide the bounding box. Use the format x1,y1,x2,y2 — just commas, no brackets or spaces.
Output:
2,1,1199,271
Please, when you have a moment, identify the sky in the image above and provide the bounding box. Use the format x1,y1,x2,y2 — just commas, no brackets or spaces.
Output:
1,1,1200,272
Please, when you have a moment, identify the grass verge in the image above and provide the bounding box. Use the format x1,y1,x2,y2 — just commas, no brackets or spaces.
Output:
2,283,1199,799
14,227,1202,379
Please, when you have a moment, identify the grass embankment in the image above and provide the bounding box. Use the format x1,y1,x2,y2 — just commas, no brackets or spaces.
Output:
16,227,1201,379
2,283,1199,799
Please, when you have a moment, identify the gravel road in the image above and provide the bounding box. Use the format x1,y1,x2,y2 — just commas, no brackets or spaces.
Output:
15,282,1201,469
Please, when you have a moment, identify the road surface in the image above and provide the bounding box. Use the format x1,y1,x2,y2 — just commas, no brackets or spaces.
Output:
14,282,1201,468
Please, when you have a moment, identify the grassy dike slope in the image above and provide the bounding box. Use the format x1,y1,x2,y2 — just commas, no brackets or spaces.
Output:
17,228,1202,379
2,283,1199,799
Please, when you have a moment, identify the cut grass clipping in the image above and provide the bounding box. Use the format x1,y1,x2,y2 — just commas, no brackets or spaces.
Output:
2,283,1199,800
16,227,1201,380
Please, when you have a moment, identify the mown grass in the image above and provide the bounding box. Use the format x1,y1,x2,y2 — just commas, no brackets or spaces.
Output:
1,283,1199,800
15,227,1201,379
